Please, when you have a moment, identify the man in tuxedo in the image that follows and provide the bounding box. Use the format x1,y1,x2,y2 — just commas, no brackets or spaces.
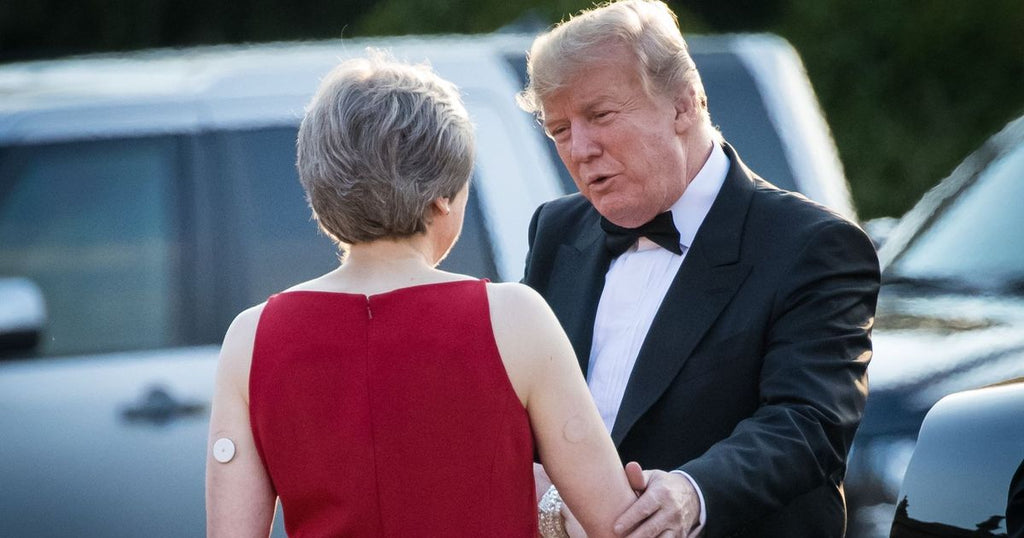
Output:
518,1,880,537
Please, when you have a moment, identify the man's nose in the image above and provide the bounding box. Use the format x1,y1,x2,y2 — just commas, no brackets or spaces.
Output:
569,125,601,163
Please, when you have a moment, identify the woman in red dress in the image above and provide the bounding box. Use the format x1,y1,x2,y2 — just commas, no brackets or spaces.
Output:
205,51,636,537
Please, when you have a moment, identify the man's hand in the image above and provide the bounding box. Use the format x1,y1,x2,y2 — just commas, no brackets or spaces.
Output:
614,465,700,538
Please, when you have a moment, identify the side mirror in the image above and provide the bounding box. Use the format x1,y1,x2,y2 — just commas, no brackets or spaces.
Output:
0,277,47,357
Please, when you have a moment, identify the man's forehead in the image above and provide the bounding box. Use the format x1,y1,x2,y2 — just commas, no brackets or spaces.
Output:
540,79,645,123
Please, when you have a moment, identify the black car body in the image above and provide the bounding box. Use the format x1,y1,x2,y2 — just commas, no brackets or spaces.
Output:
847,114,1024,537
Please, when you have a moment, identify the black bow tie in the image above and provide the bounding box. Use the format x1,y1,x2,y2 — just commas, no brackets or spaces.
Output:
600,211,682,256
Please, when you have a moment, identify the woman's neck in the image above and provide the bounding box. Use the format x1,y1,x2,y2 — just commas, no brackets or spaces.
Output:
343,238,435,274
308,236,456,294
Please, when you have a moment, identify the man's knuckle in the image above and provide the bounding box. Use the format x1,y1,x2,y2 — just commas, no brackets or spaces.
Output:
654,487,672,503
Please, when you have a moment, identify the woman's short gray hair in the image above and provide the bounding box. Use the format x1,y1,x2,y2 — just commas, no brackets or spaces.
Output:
517,0,709,126
297,50,475,246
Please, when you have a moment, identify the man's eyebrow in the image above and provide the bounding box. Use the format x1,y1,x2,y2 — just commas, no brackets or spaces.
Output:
583,94,631,114
580,97,610,111
541,117,562,129
541,95,625,128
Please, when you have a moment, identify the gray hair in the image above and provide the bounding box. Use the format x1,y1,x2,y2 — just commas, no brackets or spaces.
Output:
297,50,475,246
517,0,711,129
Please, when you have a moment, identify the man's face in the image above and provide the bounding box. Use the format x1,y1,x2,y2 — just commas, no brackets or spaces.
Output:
541,45,694,228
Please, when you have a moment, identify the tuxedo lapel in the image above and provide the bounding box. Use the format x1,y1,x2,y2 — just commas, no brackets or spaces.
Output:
545,215,611,375
611,143,757,444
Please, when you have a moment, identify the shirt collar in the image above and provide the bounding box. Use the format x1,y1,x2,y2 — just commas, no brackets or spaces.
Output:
669,142,729,250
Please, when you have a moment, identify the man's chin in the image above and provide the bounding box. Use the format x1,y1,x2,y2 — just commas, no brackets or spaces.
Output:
595,204,654,229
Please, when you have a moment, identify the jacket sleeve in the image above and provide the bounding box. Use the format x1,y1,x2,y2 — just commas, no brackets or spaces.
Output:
678,218,880,537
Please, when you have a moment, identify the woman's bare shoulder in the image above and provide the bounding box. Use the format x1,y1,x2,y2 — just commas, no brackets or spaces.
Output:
217,303,267,383
225,303,266,344
485,282,568,356
485,282,549,315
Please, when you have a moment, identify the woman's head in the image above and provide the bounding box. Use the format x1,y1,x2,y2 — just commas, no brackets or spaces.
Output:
297,51,475,246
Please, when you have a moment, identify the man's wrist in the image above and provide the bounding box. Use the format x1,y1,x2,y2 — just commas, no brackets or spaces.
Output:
671,470,707,537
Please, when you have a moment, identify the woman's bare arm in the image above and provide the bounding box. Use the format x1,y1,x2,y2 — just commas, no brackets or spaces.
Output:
205,305,277,537
489,283,635,538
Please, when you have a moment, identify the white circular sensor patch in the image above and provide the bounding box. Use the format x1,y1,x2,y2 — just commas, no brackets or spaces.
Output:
213,438,236,463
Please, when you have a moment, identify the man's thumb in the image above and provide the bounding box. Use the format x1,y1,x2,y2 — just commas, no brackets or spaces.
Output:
625,461,646,493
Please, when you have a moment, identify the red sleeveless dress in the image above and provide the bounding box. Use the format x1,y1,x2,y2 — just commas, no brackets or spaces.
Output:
248,280,537,537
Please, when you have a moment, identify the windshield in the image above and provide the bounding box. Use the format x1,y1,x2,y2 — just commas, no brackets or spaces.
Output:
888,143,1024,294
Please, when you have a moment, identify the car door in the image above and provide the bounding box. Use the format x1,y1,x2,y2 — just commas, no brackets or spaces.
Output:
0,134,222,537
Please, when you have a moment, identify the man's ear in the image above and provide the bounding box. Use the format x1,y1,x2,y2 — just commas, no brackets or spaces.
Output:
673,86,700,135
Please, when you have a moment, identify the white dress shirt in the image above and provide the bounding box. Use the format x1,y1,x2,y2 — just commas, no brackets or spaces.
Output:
587,142,729,536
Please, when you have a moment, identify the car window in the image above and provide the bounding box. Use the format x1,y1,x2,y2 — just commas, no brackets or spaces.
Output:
694,51,798,193
889,144,1024,289
0,137,183,356
219,126,500,311
217,127,340,305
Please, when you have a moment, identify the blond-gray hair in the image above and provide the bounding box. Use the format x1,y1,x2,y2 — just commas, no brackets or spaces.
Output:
517,0,710,128
297,51,475,246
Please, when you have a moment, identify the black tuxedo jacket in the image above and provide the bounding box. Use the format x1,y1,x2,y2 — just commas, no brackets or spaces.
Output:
523,143,880,537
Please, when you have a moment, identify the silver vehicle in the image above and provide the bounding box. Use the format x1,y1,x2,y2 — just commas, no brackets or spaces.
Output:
0,32,853,537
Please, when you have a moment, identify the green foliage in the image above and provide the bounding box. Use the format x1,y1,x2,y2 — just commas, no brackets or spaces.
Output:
0,0,379,58
774,0,1024,218
351,0,571,35
351,0,708,36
